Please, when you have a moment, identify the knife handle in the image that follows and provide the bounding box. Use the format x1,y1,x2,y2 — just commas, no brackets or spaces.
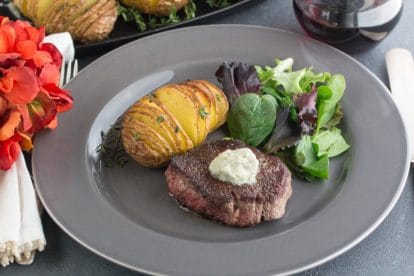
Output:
386,48,414,161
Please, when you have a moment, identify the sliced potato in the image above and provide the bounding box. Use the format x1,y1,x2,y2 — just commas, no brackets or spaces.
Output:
197,80,229,127
52,0,99,33
79,0,117,43
148,97,194,152
33,0,54,26
47,0,80,33
179,84,210,145
122,116,170,167
154,85,200,146
184,80,218,131
129,104,177,153
69,0,116,43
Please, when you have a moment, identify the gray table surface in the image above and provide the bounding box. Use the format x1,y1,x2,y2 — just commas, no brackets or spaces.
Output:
2,0,414,275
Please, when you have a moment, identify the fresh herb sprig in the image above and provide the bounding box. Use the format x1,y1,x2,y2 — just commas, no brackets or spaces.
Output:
96,117,130,168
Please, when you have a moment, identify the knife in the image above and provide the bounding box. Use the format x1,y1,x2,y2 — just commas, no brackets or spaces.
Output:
386,48,414,162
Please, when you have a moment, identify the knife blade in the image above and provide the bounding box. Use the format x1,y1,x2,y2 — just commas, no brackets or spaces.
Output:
386,48,414,162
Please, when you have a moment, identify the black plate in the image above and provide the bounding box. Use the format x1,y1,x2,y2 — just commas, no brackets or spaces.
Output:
75,0,257,56
2,0,258,56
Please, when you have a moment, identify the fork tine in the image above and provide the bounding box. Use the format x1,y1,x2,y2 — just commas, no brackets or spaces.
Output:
59,57,66,88
73,59,78,77
65,59,73,86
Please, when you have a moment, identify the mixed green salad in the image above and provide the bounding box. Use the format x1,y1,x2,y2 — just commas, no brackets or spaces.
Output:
215,58,350,181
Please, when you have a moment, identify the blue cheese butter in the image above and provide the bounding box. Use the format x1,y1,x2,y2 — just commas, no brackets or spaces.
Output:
208,148,259,186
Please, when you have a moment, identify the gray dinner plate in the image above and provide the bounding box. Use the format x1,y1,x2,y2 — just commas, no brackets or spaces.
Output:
33,25,410,275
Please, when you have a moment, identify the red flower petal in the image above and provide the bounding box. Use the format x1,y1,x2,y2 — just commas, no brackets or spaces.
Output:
0,17,10,26
39,63,59,85
46,116,57,129
40,43,62,68
16,40,37,59
0,109,21,141
0,29,9,54
0,134,21,170
33,50,52,68
0,24,16,54
28,91,57,133
0,96,7,117
17,130,33,151
0,71,13,93
25,25,44,45
2,66,40,104
16,103,32,132
42,83,73,112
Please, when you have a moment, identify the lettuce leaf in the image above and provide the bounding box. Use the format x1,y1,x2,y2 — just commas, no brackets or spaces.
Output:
316,74,346,131
215,62,261,104
312,127,350,158
256,58,330,95
294,86,318,134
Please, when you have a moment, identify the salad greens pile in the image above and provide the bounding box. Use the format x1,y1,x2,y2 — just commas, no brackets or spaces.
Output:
215,58,350,181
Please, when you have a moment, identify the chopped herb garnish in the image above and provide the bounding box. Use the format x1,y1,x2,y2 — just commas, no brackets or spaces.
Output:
133,132,140,141
199,106,209,119
157,116,165,123
215,94,221,102
175,126,180,133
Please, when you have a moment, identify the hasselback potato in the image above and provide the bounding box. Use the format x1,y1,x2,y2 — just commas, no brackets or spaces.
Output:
120,0,189,16
121,80,229,167
13,0,118,43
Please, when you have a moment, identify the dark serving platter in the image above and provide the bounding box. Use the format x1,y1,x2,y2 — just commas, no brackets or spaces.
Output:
76,0,258,56
0,0,258,56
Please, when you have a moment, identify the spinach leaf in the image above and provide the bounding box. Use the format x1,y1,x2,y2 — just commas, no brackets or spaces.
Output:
227,93,277,146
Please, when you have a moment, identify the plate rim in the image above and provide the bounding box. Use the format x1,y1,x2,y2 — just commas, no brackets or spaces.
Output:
33,24,410,275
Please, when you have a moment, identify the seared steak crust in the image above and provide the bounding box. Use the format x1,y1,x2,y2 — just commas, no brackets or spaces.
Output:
165,140,292,227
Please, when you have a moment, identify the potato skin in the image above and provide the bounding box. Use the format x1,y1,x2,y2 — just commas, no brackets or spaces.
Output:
13,0,117,43
121,81,229,168
120,0,189,16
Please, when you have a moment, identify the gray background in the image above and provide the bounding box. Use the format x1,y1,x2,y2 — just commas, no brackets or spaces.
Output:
2,0,414,275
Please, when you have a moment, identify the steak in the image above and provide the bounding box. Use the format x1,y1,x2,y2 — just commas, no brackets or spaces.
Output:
165,140,292,227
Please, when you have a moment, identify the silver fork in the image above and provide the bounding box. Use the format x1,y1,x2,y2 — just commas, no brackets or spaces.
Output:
59,59,79,87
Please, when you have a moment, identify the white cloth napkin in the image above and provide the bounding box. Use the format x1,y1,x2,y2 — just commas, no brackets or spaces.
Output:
0,32,74,267
0,153,45,266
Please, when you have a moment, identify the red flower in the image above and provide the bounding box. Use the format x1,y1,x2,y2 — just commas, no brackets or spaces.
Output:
0,134,21,170
0,66,40,104
0,17,73,170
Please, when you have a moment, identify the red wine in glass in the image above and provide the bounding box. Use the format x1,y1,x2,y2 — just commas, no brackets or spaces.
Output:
293,0,403,43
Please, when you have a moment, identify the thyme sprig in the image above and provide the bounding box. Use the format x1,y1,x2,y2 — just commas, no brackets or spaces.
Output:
96,117,130,168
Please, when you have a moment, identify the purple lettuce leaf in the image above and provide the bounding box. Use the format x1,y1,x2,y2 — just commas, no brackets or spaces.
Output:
263,107,301,154
294,85,318,135
215,61,261,104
